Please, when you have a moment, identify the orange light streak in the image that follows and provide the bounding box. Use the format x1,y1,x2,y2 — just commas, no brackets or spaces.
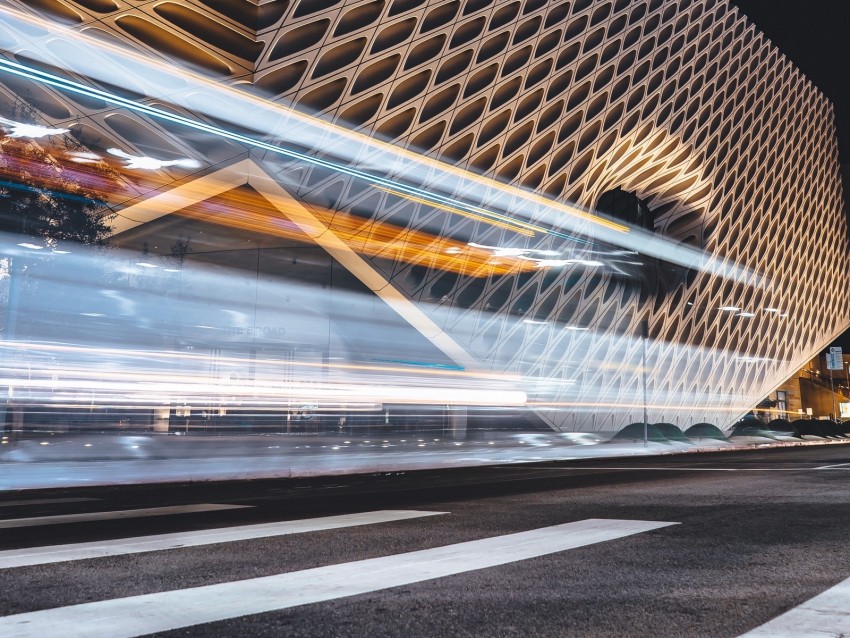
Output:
171,187,540,277
378,187,537,237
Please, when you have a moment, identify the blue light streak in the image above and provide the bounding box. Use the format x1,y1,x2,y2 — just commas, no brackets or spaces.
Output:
0,58,587,245
0,177,106,207
372,358,466,371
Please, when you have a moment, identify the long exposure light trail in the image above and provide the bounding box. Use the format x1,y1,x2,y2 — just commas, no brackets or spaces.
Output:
0,4,763,286
1,374,528,407
165,186,539,276
0,342,527,382
0,55,590,257
527,402,766,413
0,2,833,495
0,8,630,228
0,56,570,242
377,186,538,237
0,225,794,481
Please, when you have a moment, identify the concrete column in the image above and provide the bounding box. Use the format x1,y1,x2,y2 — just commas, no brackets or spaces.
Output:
447,406,467,440
11,405,23,434
152,407,170,432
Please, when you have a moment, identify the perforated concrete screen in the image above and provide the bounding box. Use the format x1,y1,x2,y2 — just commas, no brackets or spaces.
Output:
0,0,847,431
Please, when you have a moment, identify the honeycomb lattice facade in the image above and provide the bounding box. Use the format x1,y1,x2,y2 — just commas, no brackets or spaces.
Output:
1,0,848,430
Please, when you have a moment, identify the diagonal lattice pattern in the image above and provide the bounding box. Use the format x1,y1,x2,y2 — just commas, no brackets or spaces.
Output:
0,0,848,430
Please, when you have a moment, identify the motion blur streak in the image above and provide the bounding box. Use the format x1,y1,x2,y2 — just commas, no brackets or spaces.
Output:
0,6,798,488
0,221,794,485
1,234,783,423
168,187,540,277
0,5,763,286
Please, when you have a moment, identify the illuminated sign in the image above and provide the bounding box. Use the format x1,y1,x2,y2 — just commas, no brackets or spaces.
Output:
827,347,844,370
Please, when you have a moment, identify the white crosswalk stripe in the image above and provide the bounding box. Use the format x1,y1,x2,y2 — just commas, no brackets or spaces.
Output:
0,510,447,568
0,518,676,638
0,503,250,528
739,575,850,637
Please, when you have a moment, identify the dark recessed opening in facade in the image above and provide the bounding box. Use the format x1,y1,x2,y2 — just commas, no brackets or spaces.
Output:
352,54,401,93
271,20,330,61
595,188,691,304
436,49,473,84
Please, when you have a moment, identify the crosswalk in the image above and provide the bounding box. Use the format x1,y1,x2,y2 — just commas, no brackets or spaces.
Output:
0,509,446,568
739,577,850,637
0,513,674,638
0,499,843,637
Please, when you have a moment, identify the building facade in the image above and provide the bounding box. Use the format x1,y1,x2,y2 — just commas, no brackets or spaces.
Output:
0,0,847,433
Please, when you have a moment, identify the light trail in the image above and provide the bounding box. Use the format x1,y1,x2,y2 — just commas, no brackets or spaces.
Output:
165,186,537,276
527,402,769,413
0,342,526,382
0,7,629,230
0,0,788,440
0,4,764,285
0,374,529,407
0,56,570,244
0,225,788,428
377,186,538,237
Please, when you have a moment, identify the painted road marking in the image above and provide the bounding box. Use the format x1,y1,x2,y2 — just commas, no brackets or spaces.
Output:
0,510,447,569
0,504,250,529
739,575,850,636
814,462,850,469
0,518,676,638
0,497,99,508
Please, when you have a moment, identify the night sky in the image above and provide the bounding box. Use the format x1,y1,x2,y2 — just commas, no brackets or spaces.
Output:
730,1,850,350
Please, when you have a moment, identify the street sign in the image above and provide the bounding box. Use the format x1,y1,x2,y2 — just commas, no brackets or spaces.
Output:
827,346,843,370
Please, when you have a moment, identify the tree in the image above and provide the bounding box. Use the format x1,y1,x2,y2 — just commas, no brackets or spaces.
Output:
0,99,115,246
168,234,193,270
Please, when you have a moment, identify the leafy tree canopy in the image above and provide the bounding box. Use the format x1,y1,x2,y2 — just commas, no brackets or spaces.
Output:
0,100,116,246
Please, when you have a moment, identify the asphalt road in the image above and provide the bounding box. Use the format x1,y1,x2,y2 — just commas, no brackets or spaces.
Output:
1,445,850,636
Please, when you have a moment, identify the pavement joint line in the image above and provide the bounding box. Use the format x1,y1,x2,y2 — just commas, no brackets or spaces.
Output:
0,497,99,508
738,572,850,636
0,503,252,529
0,510,448,569
0,518,678,638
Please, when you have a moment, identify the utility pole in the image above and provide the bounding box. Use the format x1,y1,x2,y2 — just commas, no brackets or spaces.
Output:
827,347,843,420
830,367,836,420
